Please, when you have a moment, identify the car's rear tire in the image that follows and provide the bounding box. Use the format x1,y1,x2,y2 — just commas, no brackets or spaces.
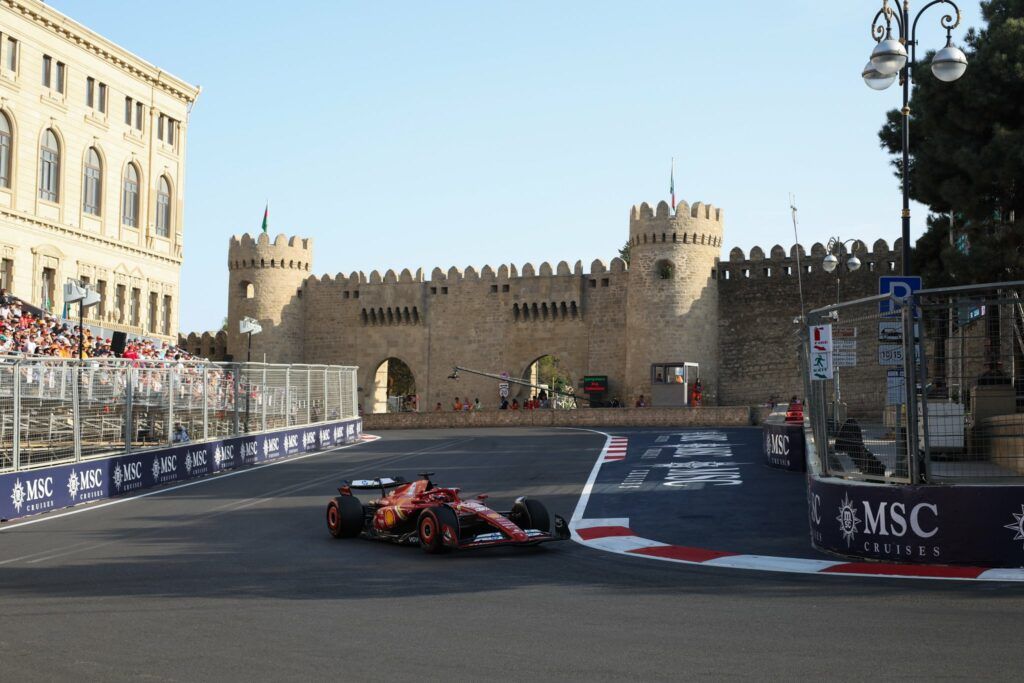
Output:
327,495,364,538
510,497,550,533
418,506,459,553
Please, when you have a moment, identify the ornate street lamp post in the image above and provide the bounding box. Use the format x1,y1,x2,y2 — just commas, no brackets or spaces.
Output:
863,0,968,276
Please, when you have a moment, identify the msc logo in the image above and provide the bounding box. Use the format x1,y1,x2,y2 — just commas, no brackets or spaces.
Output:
765,433,789,456
334,426,344,441
214,444,235,466
263,437,280,456
186,448,209,475
240,440,258,460
836,494,939,550
347,424,355,439
10,476,54,514
302,431,316,449
112,461,143,492
67,468,103,501
320,428,331,445
152,455,178,482
284,434,298,452
863,501,938,539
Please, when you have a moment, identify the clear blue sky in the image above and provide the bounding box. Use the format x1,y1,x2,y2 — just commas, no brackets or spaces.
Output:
50,0,985,334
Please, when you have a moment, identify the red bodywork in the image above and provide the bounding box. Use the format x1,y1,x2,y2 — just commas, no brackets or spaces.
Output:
339,476,568,549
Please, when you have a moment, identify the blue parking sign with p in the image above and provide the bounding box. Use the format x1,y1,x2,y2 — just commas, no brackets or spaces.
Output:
879,276,922,313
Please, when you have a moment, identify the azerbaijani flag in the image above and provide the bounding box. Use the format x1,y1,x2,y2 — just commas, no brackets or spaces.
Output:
260,202,269,234
670,158,676,211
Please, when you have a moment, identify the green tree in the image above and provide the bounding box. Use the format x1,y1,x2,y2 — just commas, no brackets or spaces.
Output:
878,0,1024,285
618,240,631,264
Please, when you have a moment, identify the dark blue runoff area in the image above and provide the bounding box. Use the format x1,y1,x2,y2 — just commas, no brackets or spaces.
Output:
585,427,832,559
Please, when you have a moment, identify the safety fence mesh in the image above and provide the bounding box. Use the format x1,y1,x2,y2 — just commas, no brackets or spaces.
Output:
805,281,1024,484
0,358,358,474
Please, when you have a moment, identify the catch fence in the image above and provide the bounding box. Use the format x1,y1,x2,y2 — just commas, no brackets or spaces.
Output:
0,358,358,473
805,281,1024,484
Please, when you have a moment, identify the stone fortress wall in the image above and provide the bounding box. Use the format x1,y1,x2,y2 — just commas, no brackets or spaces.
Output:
182,198,903,415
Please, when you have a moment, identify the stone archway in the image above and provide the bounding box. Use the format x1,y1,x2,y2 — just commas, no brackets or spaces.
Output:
520,355,577,409
370,357,417,413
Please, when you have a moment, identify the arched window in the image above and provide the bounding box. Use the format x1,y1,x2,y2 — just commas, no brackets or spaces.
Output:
155,176,171,237
39,129,60,201
0,112,11,188
82,147,102,215
122,163,140,227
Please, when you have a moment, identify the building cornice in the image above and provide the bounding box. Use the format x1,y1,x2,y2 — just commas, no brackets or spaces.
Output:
3,0,202,105
0,206,184,267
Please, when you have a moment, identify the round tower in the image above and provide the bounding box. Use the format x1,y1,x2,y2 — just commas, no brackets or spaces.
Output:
624,199,723,404
226,233,313,364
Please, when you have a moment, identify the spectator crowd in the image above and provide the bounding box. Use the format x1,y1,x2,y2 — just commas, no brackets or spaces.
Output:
0,291,198,361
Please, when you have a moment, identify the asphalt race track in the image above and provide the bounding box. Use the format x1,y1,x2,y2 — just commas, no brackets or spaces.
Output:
3,426,1024,680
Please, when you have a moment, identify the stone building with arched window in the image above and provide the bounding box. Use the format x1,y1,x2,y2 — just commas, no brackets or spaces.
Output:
0,0,200,341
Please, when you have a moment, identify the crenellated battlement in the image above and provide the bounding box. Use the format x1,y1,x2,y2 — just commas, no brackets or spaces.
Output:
628,199,724,249
720,238,903,279
228,232,313,272
302,258,622,291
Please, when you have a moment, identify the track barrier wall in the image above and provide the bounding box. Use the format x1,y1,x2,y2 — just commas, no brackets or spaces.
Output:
0,357,361,521
803,281,1024,566
1,417,362,521
362,406,768,430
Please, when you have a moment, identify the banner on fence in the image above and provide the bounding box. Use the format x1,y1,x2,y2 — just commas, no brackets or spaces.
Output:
809,475,1024,566
1,418,362,521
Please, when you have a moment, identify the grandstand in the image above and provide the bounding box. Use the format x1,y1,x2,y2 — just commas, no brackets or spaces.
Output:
0,293,356,472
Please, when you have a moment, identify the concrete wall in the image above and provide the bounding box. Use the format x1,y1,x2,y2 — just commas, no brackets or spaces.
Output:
363,406,760,430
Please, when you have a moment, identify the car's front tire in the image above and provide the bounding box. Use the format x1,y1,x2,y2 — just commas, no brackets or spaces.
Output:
418,506,459,553
327,495,364,538
510,497,550,533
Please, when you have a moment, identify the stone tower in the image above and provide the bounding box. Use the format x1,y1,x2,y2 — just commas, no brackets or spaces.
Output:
226,233,312,363
624,200,723,403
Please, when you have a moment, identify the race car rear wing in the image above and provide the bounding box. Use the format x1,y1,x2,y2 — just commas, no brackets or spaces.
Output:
347,477,402,489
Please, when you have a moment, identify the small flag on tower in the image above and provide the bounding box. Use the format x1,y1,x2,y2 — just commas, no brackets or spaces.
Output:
670,158,676,211
260,202,269,234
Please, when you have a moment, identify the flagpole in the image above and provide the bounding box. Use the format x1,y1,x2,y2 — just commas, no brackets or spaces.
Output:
670,157,676,211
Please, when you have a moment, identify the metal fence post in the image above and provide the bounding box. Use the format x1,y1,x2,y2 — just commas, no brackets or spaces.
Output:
202,365,209,441
261,367,268,431
124,367,133,455
167,366,174,446
916,305,933,482
232,364,240,437
306,367,311,426
902,300,921,483
13,362,21,472
323,367,328,424
352,368,358,419
285,367,291,426
72,365,82,463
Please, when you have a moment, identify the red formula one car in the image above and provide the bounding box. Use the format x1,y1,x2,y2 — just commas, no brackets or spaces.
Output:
325,472,570,553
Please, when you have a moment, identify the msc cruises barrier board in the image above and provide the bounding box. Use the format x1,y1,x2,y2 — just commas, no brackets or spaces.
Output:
809,475,1024,566
1,418,362,521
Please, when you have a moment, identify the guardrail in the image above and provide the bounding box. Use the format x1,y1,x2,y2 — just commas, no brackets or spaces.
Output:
0,357,358,474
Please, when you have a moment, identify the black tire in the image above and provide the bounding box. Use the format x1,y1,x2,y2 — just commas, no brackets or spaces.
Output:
510,497,550,533
326,495,364,538
418,506,459,553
